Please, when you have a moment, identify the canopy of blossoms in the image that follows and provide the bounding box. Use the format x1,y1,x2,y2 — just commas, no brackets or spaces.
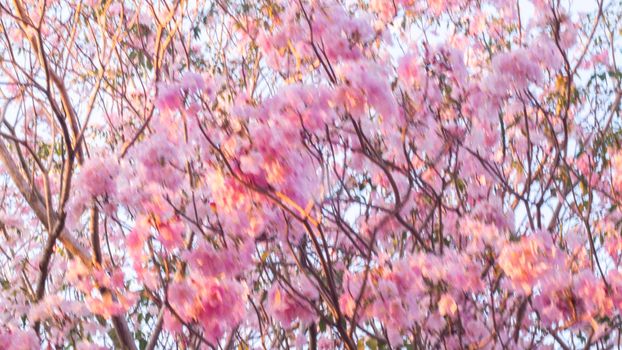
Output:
0,0,621,349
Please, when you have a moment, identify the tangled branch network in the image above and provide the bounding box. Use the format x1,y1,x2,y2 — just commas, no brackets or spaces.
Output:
0,0,621,349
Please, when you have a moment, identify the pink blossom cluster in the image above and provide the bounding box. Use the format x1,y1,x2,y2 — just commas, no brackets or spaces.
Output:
1,0,622,349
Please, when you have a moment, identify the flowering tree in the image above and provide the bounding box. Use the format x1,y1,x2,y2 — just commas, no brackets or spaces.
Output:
0,0,621,348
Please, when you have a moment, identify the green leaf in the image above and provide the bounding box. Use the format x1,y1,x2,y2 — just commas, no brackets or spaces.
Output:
366,338,378,350
319,317,327,332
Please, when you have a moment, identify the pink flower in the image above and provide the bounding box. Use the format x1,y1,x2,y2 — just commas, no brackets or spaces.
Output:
0,328,38,350
498,231,559,294
612,150,622,192
137,134,184,190
156,83,182,110
86,293,128,318
438,294,458,316
490,49,542,92
335,62,398,120
268,286,315,326
240,151,265,175
75,157,119,198
180,72,206,93
591,50,610,66
183,242,249,277
126,224,147,260
168,277,246,342
77,342,108,350
339,293,356,317
155,218,185,250
168,280,198,321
